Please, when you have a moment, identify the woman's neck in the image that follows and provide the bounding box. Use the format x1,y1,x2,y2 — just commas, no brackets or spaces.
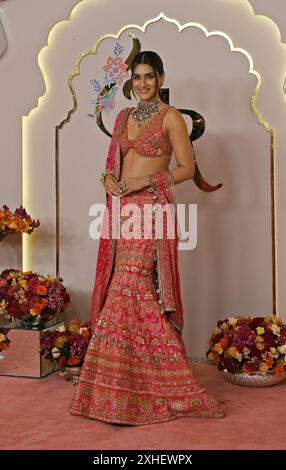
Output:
139,95,160,105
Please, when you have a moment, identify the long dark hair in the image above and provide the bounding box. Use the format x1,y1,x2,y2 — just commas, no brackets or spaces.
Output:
130,51,164,99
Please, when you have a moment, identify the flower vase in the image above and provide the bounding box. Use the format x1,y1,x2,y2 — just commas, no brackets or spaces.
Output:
222,369,286,387
65,366,82,385
17,315,60,330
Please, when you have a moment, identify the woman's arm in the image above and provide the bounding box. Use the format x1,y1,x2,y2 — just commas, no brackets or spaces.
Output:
165,107,196,184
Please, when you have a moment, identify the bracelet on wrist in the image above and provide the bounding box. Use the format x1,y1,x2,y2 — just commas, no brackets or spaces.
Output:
100,170,114,185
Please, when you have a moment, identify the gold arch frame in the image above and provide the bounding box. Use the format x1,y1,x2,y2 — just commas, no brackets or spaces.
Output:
23,8,278,315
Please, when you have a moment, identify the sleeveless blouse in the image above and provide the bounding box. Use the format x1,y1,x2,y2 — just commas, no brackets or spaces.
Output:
120,106,173,158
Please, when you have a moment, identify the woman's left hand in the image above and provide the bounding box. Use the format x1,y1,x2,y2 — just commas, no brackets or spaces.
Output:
118,176,149,196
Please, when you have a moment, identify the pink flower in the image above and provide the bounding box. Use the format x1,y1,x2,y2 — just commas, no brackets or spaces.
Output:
102,56,128,85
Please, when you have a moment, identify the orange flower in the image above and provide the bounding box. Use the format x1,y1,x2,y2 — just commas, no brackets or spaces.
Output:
67,356,81,366
266,356,274,368
29,308,38,316
242,362,255,375
80,328,90,340
33,302,44,312
273,363,285,377
219,337,228,348
36,285,47,295
0,342,9,351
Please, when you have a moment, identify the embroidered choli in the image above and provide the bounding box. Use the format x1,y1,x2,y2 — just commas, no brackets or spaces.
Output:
120,106,173,158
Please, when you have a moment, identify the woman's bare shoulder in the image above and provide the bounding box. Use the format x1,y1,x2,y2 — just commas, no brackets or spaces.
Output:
166,105,181,117
164,105,185,127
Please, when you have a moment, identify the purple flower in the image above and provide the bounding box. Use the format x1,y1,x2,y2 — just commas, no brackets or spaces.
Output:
14,205,28,219
40,330,60,352
70,336,89,361
232,325,256,351
47,287,65,313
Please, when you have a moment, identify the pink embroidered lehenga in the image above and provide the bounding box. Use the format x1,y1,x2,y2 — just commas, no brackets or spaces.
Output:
69,106,224,425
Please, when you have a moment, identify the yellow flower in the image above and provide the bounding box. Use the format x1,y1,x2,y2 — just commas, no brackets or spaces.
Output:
266,315,283,326
68,323,80,335
19,280,28,289
214,343,223,354
227,347,242,361
259,362,269,373
278,345,286,354
207,351,215,361
0,299,8,316
269,347,279,359
255,335,264,343
256,327,265,335
0,333,6,342
227,317,238,326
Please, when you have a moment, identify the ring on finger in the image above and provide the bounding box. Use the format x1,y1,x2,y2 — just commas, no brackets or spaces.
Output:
119,180,126,190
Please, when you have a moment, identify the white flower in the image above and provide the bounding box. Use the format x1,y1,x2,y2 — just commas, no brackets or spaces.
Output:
270,324,281,336
51,347,61,359
213,327,221,335
57,325,66,333
227,317,238,326
278,345,286,354
79,327,88,335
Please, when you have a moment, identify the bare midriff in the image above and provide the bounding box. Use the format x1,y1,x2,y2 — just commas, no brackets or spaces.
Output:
120,152,171,179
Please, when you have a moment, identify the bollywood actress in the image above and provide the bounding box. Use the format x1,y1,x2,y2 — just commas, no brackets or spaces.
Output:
70,51,224,425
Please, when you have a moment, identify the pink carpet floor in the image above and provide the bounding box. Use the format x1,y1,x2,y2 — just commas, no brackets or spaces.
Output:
0,364,285,450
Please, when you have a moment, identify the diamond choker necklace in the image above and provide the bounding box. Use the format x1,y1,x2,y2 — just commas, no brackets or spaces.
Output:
131,99,160,127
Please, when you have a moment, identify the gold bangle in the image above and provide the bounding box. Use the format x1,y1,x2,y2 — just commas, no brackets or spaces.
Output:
100,170,114,185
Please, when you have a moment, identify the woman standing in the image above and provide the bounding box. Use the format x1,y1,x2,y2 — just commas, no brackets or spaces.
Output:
70,51,224,425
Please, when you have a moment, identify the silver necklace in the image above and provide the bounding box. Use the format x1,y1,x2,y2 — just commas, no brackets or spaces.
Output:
131,99,160,127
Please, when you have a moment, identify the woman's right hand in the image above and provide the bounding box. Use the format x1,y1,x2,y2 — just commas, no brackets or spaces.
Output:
104,174,123,197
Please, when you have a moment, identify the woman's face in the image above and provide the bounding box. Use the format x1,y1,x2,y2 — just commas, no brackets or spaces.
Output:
132,63,164,102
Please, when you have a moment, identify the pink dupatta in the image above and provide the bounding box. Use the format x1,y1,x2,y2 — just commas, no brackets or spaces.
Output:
90,108,184,334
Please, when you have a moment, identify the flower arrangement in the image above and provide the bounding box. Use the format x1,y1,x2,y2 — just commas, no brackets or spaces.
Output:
0,328,10,353
0,268,70,326
0,205,40,241
207,315,286,376
40,319,91,375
